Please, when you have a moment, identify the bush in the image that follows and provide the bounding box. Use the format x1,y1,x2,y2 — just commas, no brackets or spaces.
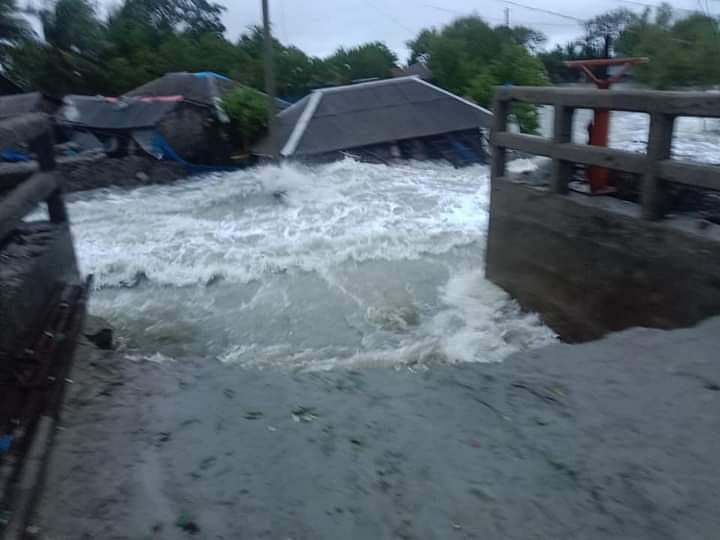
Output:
220,86,269,148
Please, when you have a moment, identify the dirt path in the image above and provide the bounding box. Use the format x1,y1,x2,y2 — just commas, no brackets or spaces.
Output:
32,318,720,539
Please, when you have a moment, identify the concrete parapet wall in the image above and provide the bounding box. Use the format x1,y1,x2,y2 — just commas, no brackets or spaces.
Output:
0,223,79,352
486,178,720,341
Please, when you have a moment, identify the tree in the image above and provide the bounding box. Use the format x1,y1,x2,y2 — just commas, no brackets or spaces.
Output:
0,0,32,43
6,0,107,95
495,25,547,52
112,0,226,36
407,16,548,132
538,43,586,83
617,8,720,89
324,42,398,84
466,43,547,132
581,8,638,58
0,0,33,72
41,0,105,54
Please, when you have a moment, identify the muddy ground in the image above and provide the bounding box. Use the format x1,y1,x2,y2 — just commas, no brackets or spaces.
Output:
31,317,720,540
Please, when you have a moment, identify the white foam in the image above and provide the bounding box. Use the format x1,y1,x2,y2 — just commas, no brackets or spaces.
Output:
71,160,491,288
72,158,559,369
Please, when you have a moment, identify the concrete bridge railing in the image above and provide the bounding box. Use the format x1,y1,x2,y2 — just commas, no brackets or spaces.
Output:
0,113,68,243
490,86,720,220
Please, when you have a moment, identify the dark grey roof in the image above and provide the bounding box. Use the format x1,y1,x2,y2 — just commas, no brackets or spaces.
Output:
58,95,184,130
125,71,291,110
253,77,493,158
0,92,58,119
125,72,236,107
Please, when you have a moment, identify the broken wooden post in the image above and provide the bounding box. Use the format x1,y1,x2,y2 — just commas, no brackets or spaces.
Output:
29,125,68,224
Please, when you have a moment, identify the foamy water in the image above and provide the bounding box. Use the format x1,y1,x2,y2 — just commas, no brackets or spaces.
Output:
66,158,556,369
62,107,720,370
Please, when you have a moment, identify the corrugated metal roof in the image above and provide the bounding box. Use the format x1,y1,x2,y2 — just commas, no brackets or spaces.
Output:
253,77,493,158
58,95,184,130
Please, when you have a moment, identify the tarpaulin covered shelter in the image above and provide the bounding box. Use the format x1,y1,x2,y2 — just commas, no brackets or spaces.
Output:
252,76,493,166
58,95,220,163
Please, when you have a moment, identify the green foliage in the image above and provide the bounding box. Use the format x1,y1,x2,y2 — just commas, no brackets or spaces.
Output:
537,43,585,83
582,8,638,57
407,16,548,133
465,43,547,133
325,42,398,84
618,7,720,89
539,3,720,89
0,0,32,42
220,86,269,147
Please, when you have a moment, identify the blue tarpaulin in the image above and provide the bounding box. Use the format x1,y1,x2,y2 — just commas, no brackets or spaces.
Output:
193,72,231,81
1,148,30,162
151,132,242,174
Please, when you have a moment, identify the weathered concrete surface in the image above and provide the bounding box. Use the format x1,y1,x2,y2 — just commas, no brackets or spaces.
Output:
486,178,720,341
32,317,720,540
0,223,79,352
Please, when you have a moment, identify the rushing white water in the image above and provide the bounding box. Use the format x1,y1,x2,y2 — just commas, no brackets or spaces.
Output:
539,107,720,164
67,158,556,369
62,106,720,370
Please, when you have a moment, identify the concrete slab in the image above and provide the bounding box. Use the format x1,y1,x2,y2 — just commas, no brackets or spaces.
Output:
32,318,720,539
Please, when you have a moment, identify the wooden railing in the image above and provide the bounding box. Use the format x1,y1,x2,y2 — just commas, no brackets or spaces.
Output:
0,113,67,243
490,86,720,220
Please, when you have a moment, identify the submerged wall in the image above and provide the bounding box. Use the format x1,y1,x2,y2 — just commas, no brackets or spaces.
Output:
486,178,720,341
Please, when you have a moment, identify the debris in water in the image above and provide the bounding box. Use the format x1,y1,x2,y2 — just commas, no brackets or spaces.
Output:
84,316,114,350
291,406,318,423
244,411,263,420
175,512,200,534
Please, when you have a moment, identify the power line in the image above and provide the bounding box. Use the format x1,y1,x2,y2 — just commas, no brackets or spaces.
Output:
421,4,464,16
616,0,702,14
361,0,417,34
421,5,582,27
488,0,585,22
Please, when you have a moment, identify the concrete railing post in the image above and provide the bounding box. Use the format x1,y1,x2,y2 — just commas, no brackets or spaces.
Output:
491,95,509,181
551,105,574,194
642,113,675,220
30,127,67,224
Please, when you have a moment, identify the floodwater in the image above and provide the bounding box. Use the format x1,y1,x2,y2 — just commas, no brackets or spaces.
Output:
68,159,555,369
66,110,719,370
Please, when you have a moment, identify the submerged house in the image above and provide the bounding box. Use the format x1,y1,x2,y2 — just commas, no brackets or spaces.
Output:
58,95,230,163
58,71,290,164
253,76,493,166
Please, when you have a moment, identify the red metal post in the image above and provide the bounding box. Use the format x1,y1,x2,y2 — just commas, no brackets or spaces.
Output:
564,57,648,194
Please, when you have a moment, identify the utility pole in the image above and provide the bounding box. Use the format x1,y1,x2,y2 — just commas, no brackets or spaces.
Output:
262,0,279,159
504,7,510,27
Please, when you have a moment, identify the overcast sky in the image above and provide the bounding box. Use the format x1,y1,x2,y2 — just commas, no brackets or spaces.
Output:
73,0,711,62
214,0,709,61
